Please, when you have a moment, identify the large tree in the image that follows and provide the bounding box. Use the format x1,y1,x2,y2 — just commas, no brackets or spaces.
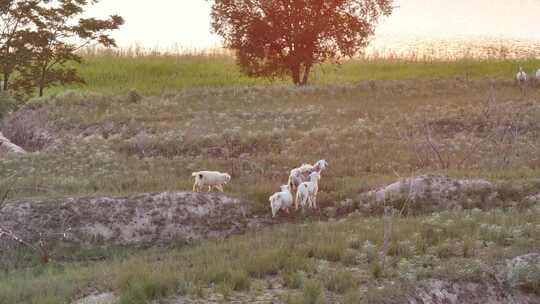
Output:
211,0,393,85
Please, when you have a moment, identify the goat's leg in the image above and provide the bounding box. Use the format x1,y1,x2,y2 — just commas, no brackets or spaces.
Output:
193,181,198,192
216,184,224,192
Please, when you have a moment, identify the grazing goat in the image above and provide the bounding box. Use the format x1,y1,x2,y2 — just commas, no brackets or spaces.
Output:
269,185,293,217
191,171,231,192
516,66,528,95
295,171,321,210
288,159,328,191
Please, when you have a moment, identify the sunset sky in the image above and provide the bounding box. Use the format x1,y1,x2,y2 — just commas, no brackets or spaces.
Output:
86,0,540,49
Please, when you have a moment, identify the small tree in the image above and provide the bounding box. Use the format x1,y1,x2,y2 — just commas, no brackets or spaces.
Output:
211,0,393,85
12,0,124,97
0,0,39,91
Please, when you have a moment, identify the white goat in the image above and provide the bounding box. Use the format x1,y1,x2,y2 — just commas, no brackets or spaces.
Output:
517,66,528,83
516,66,528,95
269,185,293,217
536,69,540,82
288,159,328,191
295,171,321,210
191,171,231,192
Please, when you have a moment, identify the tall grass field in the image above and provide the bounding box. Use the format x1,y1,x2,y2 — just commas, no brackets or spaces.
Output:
50,48,540,95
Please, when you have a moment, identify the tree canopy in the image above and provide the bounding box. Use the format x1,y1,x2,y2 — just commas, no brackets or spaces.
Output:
0,0,123,98
211,0,393,85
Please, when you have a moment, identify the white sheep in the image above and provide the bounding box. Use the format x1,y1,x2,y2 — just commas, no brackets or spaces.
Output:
269,185,293,217
295,171,321,211
288,159,328,191
191,171,231,192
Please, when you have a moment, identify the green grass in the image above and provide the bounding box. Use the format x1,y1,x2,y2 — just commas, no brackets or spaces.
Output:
1,207,539,303
47,54,540,95
2,54,540,303
4,77,540,205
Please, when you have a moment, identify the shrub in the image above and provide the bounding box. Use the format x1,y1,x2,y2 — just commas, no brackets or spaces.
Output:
342,249,359,266
506,255,540,294
117,262,178,304
302,279,325,304
324,270,356,294
343,289,362,304
283,270,306,289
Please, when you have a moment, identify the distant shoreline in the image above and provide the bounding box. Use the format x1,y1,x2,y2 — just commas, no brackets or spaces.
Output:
82,35,540,61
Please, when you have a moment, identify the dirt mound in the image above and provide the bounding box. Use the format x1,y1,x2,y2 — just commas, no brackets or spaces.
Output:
0,192,265,245
1,104,55,151
359,175,536,214
0,131,26,157
410,278,539,304
409,253,540,304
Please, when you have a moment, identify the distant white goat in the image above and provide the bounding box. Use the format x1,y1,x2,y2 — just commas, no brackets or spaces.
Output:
517,66,528,83
288,159,328,191
191,171,231,192
516,66,528,95
269,185,293,217
295,171,321,211
536,69,540,82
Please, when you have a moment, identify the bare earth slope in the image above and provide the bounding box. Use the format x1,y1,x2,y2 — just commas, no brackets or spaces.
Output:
0,192,268,245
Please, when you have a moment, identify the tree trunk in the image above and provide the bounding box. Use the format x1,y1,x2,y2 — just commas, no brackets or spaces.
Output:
291,64,301,85
3,73,9,91
300,63,311,86
39,67,46,97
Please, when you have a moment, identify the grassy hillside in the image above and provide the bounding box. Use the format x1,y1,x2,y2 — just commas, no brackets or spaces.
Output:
1,55,540,303
2,206,540,303
3,78,540,210
48,53,540,95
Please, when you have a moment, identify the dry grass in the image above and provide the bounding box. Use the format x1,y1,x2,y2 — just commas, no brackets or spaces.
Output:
1,206,539,303
2,79,539,209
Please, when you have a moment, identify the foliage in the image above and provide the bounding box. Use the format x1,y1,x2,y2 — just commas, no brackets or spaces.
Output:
211,0,393,85
0,0,123,100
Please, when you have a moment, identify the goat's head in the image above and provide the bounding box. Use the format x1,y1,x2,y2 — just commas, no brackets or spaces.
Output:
224,173,231,183
280,184,290,191
314,159,328,171
309,171,321,181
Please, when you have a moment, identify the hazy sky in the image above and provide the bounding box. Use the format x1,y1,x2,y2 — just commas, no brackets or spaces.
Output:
85,0,540,49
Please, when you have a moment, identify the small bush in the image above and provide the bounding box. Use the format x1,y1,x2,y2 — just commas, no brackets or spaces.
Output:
343,289,362,304
506,255,540,294
302,279,325,304
370,260,383,279
324,270,356,294
117,262,178,304
342,249,359,266
312,242,344,262
283,271,306,289
229,269,251,291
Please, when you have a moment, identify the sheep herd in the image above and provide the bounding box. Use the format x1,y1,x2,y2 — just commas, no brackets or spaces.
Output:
192,159,328,218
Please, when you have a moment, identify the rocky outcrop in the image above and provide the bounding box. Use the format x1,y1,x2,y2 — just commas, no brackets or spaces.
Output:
0,192,264,246
358,175,528,214
0,131,26,157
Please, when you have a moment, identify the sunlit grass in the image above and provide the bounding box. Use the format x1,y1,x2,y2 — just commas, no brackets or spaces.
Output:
48,52,540,95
